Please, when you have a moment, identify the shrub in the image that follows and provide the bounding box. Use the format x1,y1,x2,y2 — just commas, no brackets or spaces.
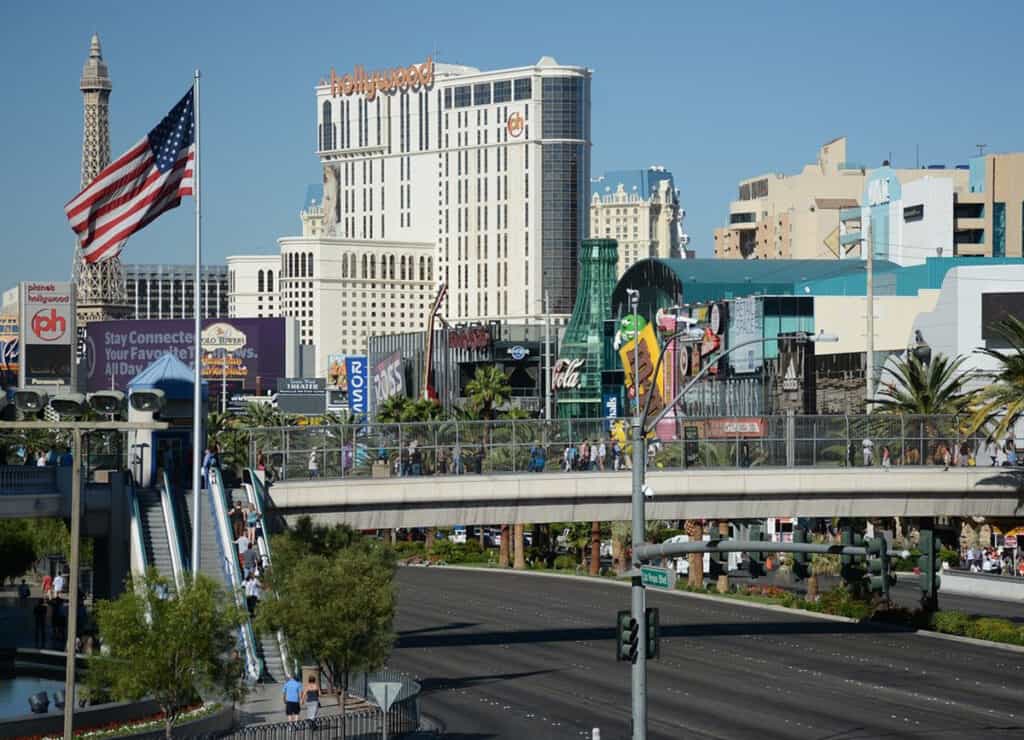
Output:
892,549,920,572
392,541,425,558
553,555,577,570
970,618,1024,646
938,546,960,568
817,586,873,620
932,610,973,636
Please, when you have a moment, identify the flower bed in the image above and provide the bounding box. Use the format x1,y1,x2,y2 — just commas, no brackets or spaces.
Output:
24,703,219,740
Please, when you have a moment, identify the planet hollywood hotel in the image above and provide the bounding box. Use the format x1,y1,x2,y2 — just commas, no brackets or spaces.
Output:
314,55,591,325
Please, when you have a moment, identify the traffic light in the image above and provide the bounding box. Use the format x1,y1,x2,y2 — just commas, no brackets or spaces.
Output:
616,610,639,663
645,608,659,660
918,527,942,611
840,527,866,592
748,524,764,578
792,526,809,581
866,536,894,600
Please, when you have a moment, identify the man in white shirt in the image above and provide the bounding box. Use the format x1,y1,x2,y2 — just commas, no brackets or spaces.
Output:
236,532,250,555
53,573,65,596
862,438,874,467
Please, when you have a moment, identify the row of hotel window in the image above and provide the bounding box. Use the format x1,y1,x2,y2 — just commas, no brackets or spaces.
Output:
445,78,532,109
275,252,434,282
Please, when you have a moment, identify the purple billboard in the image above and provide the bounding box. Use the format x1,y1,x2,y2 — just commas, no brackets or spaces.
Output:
84,318,289,395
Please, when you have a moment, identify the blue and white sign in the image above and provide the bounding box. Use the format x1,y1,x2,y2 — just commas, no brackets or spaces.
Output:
603,392,619,431
345,355,369,414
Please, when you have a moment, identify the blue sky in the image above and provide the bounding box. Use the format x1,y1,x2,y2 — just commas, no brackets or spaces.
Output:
1,1,1021,286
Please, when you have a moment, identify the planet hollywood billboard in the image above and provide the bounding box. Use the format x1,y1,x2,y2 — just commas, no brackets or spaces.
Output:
19,282,76,388
83,317,287,394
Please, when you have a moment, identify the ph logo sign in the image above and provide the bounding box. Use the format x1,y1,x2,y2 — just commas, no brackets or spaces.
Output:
31,309,67,342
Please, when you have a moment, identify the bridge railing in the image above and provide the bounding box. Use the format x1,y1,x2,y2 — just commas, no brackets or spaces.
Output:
0,465,59,494
245,415,998,482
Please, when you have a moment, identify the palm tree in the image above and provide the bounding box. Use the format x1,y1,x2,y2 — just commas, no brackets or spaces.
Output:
376,395,410,424
465,366,511,421
968,316,1024,441
874,353,974,415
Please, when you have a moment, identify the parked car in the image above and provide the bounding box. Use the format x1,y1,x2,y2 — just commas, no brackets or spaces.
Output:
450,526,467,544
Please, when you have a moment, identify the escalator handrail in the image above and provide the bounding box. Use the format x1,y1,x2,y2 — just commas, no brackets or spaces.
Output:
128,483,149,579
243,468,295,678
160,472,187,592
208,467,262,682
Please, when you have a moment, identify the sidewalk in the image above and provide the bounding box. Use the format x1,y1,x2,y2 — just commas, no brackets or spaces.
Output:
237,682,374,726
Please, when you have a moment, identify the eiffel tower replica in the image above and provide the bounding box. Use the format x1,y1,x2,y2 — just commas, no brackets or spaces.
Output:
72,33,130,325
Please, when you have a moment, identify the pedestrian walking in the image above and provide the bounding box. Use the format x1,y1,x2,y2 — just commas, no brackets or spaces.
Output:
283,675,303,722
242,543,258,579
302,675,320,720
881,445,891,469
256,449,267,472
862,437,874,467
53,572,65,597
244,574,261,616
18,579,30,604
41,574,53,600
235,530,250,557
452,444,463,475
308,448,320,479
230,501,245,539
36,450,47,467
597,440,606,471
246,505,261,543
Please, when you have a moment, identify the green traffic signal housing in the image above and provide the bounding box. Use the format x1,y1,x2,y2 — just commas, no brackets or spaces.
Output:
917,528,942,610
645,608,659,660
748,524,764,578
866,536,895,599
617,610,639,663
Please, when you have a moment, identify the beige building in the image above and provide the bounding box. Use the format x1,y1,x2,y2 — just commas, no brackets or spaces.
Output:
952,152,1024,258
226,255,280,319
714,137,969,260
589,166,685,276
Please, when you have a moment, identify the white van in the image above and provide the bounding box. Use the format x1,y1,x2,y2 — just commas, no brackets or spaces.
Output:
662,534,741,575
451,526,467,544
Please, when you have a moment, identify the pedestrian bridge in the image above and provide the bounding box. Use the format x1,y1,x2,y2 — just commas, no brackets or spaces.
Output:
264,467,1024,529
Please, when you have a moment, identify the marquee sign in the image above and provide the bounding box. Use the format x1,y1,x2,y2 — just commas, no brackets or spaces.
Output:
507,112,524,138
448,325,491,350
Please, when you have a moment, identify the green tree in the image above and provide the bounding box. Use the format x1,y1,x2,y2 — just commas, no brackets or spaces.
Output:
258,544,396,735
87,571,245,740
376,394,412,423
0,521,38,585
875,353,974,415
968,315,1024,441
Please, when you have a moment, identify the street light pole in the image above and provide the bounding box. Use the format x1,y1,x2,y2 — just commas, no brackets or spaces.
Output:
626,330,837,736
62,428,82,740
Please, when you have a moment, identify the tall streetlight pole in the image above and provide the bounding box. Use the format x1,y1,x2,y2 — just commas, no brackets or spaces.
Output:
626,329,838,738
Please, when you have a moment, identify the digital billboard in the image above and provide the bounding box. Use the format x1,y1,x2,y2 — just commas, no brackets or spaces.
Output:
83,317,287,394
20,282,75,387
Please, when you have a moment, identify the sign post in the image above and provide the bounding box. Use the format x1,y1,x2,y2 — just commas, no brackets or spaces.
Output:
639,565,675,590
368,681,403,740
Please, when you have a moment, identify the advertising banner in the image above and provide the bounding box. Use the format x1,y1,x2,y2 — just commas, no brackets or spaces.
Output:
83,318,286,393
20,282,75,387
345,356,368,414
619,323,665,419
0,314,18,388
373,351,404,403
729,297,764,374
327,353,348,390
277,377,326,415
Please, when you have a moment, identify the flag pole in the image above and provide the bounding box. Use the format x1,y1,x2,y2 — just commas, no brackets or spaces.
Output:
190,69,202,574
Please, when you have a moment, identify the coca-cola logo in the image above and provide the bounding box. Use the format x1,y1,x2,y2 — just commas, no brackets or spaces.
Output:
551,358,583,390
31,308,67,342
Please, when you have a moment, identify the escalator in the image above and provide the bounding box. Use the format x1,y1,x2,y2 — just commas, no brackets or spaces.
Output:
128,474,186,591
241,470,294,682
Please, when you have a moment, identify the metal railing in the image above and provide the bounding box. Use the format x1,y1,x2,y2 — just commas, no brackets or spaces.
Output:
160,471,187,592
0,464,58,493
245,414,1002,482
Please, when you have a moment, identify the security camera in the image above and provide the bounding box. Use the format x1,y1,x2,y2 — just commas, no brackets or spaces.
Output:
50,393,87,418
129,389,166,413
14,389,49,413
642,484,655,499
89,390,125,416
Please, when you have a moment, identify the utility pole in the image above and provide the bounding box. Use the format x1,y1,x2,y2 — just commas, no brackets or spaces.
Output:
544,290,552,420
625,288,646,739
62,428,82,740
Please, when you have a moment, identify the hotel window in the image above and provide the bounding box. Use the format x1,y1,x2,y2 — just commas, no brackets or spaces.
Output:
514,78,532,100
453,85,471,108
444,88,452,109
473,83,491,105
257,270,264,292
493,80,511,103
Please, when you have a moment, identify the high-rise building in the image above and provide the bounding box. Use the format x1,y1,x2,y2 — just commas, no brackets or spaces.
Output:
315,55,591,323
713,137,970,261
73,33,129,324
227,255,280,319
123,264,228,320
589,166,686,276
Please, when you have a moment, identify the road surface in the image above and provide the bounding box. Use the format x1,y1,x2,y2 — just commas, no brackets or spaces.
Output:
392,567,1024,739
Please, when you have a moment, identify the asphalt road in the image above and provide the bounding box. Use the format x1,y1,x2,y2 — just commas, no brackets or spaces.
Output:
392,567,1024,740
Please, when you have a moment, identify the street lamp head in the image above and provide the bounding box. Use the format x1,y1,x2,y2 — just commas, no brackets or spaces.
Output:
810,330,839,343
50,393,88,419
88,390,126,416
13,389,50,414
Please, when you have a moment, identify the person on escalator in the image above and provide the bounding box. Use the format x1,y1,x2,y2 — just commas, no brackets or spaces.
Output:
230,501,245,539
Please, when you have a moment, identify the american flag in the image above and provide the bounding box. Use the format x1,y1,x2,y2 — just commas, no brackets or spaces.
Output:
65,89,195,264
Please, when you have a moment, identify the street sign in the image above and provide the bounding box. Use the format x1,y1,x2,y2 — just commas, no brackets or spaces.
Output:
640,565,675,589
368,681,403,713
1005,535,1017,548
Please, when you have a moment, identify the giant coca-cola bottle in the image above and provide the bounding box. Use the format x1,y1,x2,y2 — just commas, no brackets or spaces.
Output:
554,239,618,420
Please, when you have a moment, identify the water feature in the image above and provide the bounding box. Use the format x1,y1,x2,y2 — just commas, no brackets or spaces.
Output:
0,673,74,718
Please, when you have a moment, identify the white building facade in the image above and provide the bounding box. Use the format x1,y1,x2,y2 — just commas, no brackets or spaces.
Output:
315,55,591,322
226,255,280,319
124,264,228,320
